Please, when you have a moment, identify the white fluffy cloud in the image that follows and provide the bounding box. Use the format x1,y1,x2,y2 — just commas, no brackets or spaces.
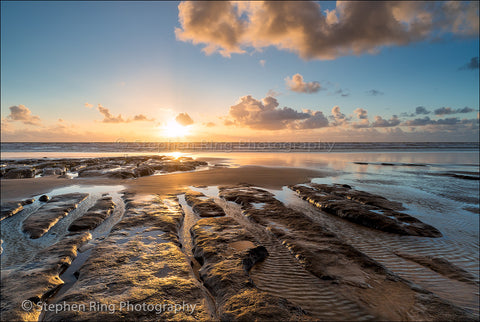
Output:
176,1,479,60
224,95,328,130
285,74,321,93
6,105,41,125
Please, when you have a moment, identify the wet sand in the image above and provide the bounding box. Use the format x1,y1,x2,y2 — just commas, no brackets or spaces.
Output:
1,156,478,321
1,166,328,201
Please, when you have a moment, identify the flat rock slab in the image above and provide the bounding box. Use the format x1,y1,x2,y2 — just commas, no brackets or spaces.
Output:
219,184,475,321
42,194,212,321
22,193,89,239
1,232,91,321
3,167,35,179
290,184,442,237
68,196,115,232
185,190,225,217
191,216,307,321
1,201,24,221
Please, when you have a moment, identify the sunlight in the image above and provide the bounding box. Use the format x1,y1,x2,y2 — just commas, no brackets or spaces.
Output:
166,151,183,159
162,120,190,138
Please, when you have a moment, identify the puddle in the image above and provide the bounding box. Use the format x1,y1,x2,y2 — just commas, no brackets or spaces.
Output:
251,202,266,210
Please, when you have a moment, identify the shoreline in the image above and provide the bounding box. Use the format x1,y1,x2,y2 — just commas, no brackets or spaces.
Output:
0,165,329,201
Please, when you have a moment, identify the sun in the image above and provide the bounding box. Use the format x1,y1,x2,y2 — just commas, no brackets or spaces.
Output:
162,120,190,138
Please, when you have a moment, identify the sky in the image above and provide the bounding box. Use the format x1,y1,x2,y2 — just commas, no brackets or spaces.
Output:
1,1,479,142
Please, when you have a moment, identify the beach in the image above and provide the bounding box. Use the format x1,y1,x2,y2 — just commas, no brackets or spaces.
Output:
1,148,479,321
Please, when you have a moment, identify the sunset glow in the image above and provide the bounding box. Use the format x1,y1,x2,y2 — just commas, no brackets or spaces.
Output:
1,1,478,142
162,120,191,138
1,2,479,321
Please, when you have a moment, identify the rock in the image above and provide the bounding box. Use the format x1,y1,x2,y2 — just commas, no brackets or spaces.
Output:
42,167,66,176
290,184,441,237
133,165,155,177
192,201,226,217
191,216,306,320
0,232,91,321
242,245,269,271
22,198,35,205
22,193,89,239
219,184,275,206
77,169,104,177
43,194,212,321
68,197,115,232
185,191,225,217
70,165,86,172
105,170,136,179
3,167,35,179
0,202,23,221
161,163,196,172
219,184,475,321
39,195,50,202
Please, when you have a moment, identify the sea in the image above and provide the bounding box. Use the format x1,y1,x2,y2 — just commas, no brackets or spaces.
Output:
1,141,479,313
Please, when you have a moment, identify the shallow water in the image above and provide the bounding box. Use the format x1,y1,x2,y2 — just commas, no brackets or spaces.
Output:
0,185,125,269
186,150,479,315
1,150,478,316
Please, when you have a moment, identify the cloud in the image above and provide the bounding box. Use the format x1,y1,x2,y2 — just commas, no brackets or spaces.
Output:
259,59,266,67
98,105,126,123
6,105,41,125
366,89,384,96
133,114,155,122
371,115,400,127
175,113,194,126
415,106,430,115
224,95,328,130
459,57,479,70
402,116,471,126
97,105,155,123
84,102,93,108
401,106,432,117
176,1,479,60
335,89,350,97
175,1,246,57
353,108,368,119
285,74,321,93
204,122,216,127
266,89,281,97
295,111,329,129
350,108,370,128
330,105,349,126
434,106,474,115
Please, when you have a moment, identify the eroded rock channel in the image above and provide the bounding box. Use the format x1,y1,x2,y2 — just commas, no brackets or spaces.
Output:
1,183,477,321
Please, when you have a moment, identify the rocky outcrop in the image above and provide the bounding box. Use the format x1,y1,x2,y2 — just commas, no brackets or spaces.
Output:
0,198,34,221
42,167,66,176
68,196,115,232
133,165,155,177
42,194,212,321
190,216,307,321
185,191,226,217
3,167,35,179
1,202,24,221
219,184,475,321
0,232,91,321
22,193,89,239
290,183,442,237
1,155,211,180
